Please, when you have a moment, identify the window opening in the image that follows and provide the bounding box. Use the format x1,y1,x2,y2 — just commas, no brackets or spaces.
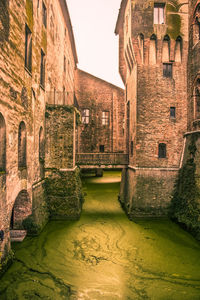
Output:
154,3,165,24
25,24,32,72
82,109,90,124
40,49,46,88
163,63,172,78
42,1,47,28
170,107,176,118
99,145,104,153
102,111,109,125
158,143,166,158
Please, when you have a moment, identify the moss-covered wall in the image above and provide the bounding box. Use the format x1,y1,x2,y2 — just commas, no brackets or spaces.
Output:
45,168,83,220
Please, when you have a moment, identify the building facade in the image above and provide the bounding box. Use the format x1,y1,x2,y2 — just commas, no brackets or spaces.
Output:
75,69,126,168
115,0,188,217
0,0,82,264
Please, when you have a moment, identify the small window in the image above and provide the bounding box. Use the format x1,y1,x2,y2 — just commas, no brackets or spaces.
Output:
42,1,47,28
163,63,172,78
170,107,176,118
0,113,6,172
25,25,32,73
130,141,133,156
102,111,109,125
18,122,27,168
64,56,66,72
99,145,104,153
154,3,165,24
82,109,90,124
158,143,166,158
40,49,46,88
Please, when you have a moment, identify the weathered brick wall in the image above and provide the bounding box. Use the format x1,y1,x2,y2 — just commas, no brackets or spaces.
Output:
75,69,125,154
45,106,75,170
0,0,79,264
116,0,188,215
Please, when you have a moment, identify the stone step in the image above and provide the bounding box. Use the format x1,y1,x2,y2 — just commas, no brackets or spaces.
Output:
10,230,27,242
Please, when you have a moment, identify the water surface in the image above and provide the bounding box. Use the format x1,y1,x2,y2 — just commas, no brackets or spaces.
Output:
0,171,200,299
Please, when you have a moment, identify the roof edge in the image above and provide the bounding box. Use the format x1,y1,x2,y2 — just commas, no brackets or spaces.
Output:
115,0,128,35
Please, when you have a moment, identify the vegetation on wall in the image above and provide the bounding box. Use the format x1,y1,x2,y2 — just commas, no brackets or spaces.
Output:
170,134,200,240
166,0,184,39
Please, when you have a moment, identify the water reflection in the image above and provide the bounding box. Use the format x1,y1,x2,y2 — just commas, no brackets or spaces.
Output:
0,171,200,299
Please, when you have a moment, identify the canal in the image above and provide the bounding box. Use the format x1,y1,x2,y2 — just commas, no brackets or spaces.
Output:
0,171,200,299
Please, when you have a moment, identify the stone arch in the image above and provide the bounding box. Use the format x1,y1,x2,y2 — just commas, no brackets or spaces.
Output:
162,35,170,62
10,190,32,229
138,33,144,63
18,121,27,169
149,34,157,65
175,36,182,63
0,113,6,172
39,126,45,177
193,2,200,45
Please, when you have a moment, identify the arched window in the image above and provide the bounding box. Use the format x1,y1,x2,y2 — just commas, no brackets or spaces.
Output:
18,122,27,168
175,36,182,63
149,34,157,65
193,4,200,45
194,78,200,120
162,35,170,62
138,33,144,64
0,113,6,172
158,143,166,158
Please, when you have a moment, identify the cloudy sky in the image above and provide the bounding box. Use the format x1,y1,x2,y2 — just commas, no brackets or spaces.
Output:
67,0,124,88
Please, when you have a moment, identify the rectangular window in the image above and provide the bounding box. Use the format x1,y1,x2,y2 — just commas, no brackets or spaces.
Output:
130,141,133,156
102,111,109,125
42,1,47,28
99,145,104,153
154,3,165,24
158,143,166,158
170,107,176,118
25,24,32,73
40,49,46,88
82,109,90,124
163,63,172,78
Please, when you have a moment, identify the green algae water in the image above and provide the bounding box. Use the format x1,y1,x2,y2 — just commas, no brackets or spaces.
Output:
0,171,200,299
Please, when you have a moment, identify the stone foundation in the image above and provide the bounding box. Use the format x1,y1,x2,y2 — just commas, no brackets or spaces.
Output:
45,168,83,220
120,167,178,217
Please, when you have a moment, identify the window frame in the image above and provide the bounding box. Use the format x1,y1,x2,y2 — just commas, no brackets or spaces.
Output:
163,63,172,78
154,3,165,25
40,49,46,89
158,143,166,159
82,109,90,124
25,24,32,73
102,111,109,126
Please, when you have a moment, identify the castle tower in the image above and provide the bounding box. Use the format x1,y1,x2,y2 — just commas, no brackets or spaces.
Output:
115,0,188,216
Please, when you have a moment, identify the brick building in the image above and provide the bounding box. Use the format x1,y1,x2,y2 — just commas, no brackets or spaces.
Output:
75,69,126,168
0,0,82,263
115,0,188,216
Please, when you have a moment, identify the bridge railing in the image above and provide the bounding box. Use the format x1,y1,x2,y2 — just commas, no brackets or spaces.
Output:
76,153,129,166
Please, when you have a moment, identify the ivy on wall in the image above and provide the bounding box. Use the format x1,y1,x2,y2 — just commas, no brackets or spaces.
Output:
170,134,200,240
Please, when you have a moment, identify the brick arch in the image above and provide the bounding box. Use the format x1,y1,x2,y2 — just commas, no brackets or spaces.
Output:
193,76,200,121
10,190,32,229
0,113,6,172
175,36,182,63
149,34,157,65
162,35,170,62
192,2,200,44
18,121,27,169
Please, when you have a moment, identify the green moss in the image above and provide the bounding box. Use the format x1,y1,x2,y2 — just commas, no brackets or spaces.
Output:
25,0,33,31
170,134,200,240
166,1,182,39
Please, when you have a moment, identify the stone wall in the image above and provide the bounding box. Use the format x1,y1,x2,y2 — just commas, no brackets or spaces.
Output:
0,0,79,265
75,69,125,154
116,0,188,215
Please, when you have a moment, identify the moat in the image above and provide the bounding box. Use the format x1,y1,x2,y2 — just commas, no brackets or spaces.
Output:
0,171,200,300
